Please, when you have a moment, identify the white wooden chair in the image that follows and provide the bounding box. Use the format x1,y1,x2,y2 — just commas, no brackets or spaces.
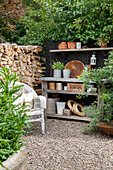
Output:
12,81,46,134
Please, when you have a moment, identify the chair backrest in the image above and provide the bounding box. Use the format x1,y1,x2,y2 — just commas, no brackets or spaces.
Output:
9,81,37,97
9,82,46,134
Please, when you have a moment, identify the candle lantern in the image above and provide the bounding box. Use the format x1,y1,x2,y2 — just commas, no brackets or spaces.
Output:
90,53,96,65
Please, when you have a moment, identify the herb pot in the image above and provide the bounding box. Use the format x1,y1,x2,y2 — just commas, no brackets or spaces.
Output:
100,40,107,48
53,69,61,78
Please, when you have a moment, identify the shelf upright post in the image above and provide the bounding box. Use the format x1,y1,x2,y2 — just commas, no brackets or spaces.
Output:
49,51,52,77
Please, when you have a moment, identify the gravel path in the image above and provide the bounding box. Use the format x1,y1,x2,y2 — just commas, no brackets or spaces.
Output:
23,119,113,170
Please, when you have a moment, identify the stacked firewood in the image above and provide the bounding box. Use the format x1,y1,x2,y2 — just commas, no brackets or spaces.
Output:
0,43,45,94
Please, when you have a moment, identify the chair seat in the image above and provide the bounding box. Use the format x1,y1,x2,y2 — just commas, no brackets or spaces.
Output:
27,109,43,116
26,118,42,122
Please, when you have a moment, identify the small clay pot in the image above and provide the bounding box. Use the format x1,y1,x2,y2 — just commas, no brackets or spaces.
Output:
100,40,107,48
58,42,68,50
67,42,76,49
49,82,55,90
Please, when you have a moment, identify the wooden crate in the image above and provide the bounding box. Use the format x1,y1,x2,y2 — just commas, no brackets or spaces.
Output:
67,83,84,92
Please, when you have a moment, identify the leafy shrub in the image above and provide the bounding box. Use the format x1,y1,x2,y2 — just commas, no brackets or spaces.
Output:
79,51,113,134
0,67,29,167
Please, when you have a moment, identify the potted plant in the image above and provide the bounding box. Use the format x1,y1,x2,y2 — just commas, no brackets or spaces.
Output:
51,61,64,78
0,67,29,169
96,39,108,48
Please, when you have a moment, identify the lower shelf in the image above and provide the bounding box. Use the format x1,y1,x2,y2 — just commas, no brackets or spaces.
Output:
47,114,91,122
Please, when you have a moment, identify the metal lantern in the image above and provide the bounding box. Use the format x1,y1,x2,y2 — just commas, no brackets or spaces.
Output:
90,53,96,65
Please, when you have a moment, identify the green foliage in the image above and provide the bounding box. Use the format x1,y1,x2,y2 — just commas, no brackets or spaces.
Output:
2,0,113,46
73,0,113,43
52,61,64,70
0,0,26,39
0,67,29,167
2,21,26,43
19,0,113,45
79,51,113,134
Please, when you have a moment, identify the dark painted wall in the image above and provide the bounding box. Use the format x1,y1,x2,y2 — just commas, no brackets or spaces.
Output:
46,40,113,77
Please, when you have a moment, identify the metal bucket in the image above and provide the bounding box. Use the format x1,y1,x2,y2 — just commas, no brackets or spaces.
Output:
47,98,60,114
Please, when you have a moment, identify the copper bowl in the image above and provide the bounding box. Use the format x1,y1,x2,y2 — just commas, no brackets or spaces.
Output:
96,122,113,135
65,60,85,78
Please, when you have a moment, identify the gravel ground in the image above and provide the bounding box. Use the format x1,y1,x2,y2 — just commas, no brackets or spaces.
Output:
23,119,113,170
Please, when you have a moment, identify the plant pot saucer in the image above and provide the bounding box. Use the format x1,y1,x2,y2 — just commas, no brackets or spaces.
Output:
96,122,113,135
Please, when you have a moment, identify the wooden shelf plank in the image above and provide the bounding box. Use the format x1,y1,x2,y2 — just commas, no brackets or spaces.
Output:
47,114,91,122
39,77,83,82
39,77,95,84
39,77,107,84
47,89,98,96
50,47,113,53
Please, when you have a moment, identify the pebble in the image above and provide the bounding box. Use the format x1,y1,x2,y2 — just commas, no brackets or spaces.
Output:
23,119,113,170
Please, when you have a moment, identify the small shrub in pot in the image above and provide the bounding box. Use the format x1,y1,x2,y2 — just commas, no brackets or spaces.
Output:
51,61,64,78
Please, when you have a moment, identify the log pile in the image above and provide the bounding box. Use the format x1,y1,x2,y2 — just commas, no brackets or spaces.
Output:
0,43,45,94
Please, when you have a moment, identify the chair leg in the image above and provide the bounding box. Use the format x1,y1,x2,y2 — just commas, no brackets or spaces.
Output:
41,109,45,134
41,120,45,135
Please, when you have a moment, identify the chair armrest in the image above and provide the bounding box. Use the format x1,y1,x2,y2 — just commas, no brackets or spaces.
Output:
34,95,46,109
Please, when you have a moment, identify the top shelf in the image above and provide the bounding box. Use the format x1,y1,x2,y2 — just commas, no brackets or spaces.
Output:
50,47,113,53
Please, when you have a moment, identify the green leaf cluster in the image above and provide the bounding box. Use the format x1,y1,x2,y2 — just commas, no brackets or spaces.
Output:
73,0,113,43
2,0,113,46
52,61,64,70
79,51,113,134
0,67,29,167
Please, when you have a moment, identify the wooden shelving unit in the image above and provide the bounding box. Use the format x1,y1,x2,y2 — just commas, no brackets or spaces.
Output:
39,77,97,122
41,47,113,122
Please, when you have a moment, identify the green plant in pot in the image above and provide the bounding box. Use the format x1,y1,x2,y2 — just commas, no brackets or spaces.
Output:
52,61,64,78
0,67,29,169
96,38,109,48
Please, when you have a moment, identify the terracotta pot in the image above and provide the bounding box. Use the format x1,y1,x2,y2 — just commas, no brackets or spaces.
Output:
100,40,107,48
67,42,76,49
49,82,55,90
58,42,68,50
